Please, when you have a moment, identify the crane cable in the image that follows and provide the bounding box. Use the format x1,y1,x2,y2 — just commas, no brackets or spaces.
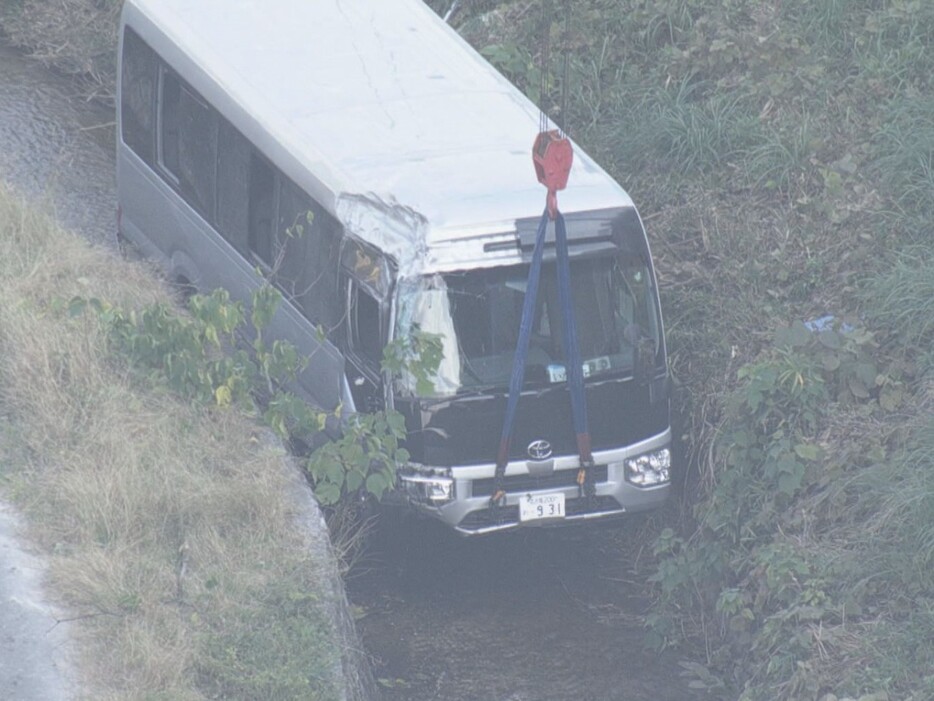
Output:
537,0,572,137
490,0,596,514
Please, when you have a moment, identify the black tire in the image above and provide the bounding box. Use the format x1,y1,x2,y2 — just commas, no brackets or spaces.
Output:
115,229,142,262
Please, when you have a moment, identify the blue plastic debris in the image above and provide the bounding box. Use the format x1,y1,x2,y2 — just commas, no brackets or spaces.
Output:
804,315,854,333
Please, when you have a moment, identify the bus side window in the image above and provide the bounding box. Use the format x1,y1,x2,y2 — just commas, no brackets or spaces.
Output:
270,178,342,335
176,86,217,218
157,69,218,219
276,179,314,307
158,69,180,178
215,118,251,255
310,215,342,332
120,28,156,164
247,155,275,267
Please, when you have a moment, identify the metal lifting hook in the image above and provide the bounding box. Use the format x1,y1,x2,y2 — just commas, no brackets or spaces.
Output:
532,129,573,220
532,0,574,220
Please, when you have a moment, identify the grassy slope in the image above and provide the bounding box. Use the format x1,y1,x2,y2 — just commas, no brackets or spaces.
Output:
0,186,343,700
445,1,934,699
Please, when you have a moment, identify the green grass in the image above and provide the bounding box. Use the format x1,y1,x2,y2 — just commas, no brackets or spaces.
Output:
865,246,934,350
744,116,817,195
820,411,934,697
852,2,934,95
451,2,934,699
781,0,856,58
611,79,763,176
872,96,934,235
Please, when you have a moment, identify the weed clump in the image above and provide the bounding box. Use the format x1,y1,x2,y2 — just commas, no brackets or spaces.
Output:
0,0,121,99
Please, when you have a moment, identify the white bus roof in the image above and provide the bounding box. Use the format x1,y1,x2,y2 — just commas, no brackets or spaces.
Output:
123,0,636,273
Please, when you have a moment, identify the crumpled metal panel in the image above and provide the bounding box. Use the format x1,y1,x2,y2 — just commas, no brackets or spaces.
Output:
125,0,637,277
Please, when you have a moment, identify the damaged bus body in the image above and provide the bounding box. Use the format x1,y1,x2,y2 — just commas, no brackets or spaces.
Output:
116,0,671,535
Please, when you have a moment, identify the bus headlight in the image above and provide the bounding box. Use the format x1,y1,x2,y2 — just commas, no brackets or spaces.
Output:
399,473,455,504
623,448,670,487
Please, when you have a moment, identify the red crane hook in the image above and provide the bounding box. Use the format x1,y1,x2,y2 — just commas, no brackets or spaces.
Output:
533,129,573,220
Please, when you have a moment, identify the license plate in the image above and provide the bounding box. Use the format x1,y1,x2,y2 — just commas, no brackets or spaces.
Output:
519,492,565,522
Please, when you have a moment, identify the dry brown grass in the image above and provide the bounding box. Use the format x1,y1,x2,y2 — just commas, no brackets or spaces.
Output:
0,186,343,700
0,0,121,99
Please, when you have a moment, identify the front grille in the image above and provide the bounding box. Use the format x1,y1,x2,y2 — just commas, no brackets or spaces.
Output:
457,495,621,532
471,465,609,497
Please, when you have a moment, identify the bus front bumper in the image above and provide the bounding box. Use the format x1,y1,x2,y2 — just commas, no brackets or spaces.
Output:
397,430,671,536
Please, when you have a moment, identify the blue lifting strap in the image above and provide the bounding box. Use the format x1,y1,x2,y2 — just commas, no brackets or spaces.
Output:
555,209,595,484
490,208,594,507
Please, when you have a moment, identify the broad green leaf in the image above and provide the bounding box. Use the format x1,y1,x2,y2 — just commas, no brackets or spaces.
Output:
818,329,841,349
324,460,344,485
214,385,232,407
848,377,870,399
68,296,87,317
778,471,800,496
366,473,387,498
315,482,341,505
345,469,364,492
794,443,820,460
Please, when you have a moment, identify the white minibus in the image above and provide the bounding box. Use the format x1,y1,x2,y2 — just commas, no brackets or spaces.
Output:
116,0,671,534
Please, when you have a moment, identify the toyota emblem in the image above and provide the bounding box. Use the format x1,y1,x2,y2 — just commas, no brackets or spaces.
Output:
527,440,553,460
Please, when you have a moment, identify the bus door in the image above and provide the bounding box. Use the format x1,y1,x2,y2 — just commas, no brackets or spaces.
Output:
341,240,392,414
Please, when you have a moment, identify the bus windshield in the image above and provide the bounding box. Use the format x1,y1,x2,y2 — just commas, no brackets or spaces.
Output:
394,252,661,397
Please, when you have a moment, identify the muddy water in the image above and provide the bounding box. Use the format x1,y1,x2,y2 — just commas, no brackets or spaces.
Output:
0,43,706,701
0,44,116,248
349,512,706,701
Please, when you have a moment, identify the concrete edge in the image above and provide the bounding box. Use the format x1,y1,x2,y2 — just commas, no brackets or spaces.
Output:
274,441,379,701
